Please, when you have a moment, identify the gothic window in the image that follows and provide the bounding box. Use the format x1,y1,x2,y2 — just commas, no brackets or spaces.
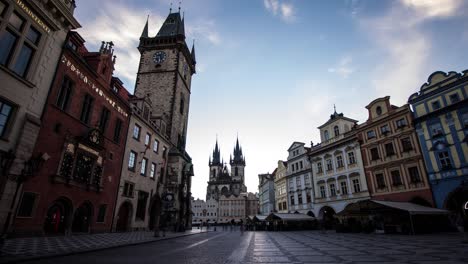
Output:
133,124,141,140
385,143,395,156
98,107,110,133
136,191,149,220
317,162,323,173
73,152,95,184
113,119,122,143
438,151,452,170
408,167,421,183
391,170,402,186
235,167,238,176
0,99,14,138
56,76,74,111
324,130,329,141
401,137,413,152
320,186,326,198
80,94,94,124
352,179,361,193
375,173,385,189
329,184,336,197
334,126,339,137
336,156,344,168
348,151,356,164
128,151,137,171
17,192,37,217
96,205,107,223
370,147,380,160
340,181,348,195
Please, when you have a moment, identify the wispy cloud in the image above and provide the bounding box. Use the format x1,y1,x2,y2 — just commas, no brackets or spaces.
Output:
328,56,354,78
186,19,221,46
356,0,465,105
263,0,296,22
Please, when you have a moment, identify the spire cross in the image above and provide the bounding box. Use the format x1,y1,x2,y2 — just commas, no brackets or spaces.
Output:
178,1,181,12
334,104,337,113
170,2,172,13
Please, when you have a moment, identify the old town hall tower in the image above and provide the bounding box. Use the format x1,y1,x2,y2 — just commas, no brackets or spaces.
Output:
134,10,196,229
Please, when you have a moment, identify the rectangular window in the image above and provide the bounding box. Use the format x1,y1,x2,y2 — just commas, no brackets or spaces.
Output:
352,179,361,193
380,124,390,134
98,108,110,133
326,159,333,171
300,161,303,169
304,175,311,186
153,139,159,153
298,193,303,204
282,201,286,210
123,182,134,197
0,99,13,138
136,191,149,220
462,112,468,128
367,130,376,139
290,195,295,205
401,137,413,152
340,181,348,195
140,158,148,176
296,177,301,188
449,93,460,104
430,123,443,137
278,203,282,211
17,192,36,217
12,43,33,77
133,124,141,140
376,173,386,189
145,133,151,146
385,143,395,156
128,151,137,171
0,29,18,65
396,118,407,128
348,152,356,164
408,167,421,183
438,151,452,170
80,94,94,124
432,101,441,110
336,156,344,168
56,76,74,111
391,170,402,186
330,184,336,197
0,1,7,17
113,119,122,143
9,12,25,30
370,148,380,160
150,162,156,179
97,204,107,223
317,162,323,173
306,192,312,203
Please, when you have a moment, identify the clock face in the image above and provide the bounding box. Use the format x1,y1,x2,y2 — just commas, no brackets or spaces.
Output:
153,51,166,64
89,130,100,144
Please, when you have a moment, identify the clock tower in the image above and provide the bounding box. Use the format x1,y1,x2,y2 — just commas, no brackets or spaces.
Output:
135,11,196,147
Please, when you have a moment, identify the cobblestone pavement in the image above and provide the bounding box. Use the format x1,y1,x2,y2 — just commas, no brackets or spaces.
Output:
0,229,210,263
11,231,468,264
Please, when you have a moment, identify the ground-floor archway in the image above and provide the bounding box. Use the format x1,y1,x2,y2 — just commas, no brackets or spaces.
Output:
116,201,133,232
319,206,336,229
43,197,73,234
72,202,93,233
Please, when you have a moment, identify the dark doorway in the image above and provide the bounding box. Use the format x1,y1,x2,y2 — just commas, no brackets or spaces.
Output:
44,198,72,234
72,202,92,233
116,202,132,232
319,206,336,229
149,196,161,231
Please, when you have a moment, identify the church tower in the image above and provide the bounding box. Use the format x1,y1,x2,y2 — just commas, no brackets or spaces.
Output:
230,138,247,195
135,11,196,148
208,140,223,181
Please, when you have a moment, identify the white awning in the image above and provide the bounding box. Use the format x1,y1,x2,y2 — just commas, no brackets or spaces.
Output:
372,200,448,215
266,213,316,221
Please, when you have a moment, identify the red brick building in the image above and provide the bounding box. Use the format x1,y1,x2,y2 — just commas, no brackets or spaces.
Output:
356,96,434,206
13,32,130,235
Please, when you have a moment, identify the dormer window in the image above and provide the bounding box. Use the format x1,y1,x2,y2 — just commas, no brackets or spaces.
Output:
376,106,382,115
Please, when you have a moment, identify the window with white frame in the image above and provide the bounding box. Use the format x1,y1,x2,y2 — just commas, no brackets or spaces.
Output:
326,159,333,171
329,183,336,196
352,179,361,193
320,186,326,198
340,181,348,195
336,155,344,168
348,151,356,164
317,162,323,173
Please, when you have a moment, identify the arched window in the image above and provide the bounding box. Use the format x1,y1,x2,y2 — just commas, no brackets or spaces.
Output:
324,130,329,140
334,126,339,137
235,167,238,176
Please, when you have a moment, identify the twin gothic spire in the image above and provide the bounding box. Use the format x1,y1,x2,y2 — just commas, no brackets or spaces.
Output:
209,137,246,166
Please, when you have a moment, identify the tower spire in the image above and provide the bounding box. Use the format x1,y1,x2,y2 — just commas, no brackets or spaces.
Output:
140,15,149,38
170,2,172,13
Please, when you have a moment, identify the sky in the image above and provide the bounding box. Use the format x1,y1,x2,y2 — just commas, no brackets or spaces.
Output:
74,0,468,200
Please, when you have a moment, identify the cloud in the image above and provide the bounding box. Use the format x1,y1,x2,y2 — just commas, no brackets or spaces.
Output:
356,0,464,105
328,56,354,78
186,19,221,46
263,0,296,22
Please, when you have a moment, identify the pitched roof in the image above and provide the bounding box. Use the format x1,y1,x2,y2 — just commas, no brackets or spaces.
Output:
156,12,185,38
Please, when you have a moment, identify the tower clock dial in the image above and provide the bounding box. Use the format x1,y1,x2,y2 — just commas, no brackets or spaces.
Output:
153,51,167,64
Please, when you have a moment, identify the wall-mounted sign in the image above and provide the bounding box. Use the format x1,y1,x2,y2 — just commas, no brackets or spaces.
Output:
16,0,51,33
61,55,128,117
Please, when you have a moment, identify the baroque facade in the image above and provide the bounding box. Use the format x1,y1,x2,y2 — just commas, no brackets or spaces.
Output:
408,71,468,219
191,197,218,225
274,161,288,213
218,192,258,224
286,142,313,215
309,110,370,227
356,96,433,206
134,11,196,230
14,31,130,235
0,0,80,235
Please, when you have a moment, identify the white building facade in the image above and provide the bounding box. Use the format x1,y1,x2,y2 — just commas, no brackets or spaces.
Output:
309,110,370,227
191,198,218,225
286,142,314,215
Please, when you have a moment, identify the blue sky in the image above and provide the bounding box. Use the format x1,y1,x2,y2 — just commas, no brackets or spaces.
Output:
74,0,468,200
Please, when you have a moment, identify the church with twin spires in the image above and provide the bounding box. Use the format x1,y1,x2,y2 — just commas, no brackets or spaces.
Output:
206,138,247,200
